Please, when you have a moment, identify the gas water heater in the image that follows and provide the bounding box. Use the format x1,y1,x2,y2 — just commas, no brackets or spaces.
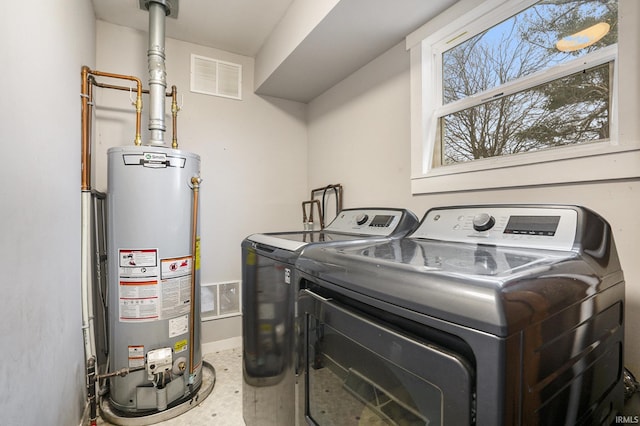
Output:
106,146,203,413
103,0,204,414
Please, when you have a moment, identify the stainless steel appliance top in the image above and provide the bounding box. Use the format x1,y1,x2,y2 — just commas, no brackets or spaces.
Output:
296,204,623,336
246,208,419,252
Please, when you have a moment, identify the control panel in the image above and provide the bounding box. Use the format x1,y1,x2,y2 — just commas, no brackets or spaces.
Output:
325,209,404,236
146,347,173,381
412,206,579,251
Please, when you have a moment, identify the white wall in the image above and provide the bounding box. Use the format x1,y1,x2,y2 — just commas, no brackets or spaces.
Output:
94,21,308,341
308,43,413,208
307,19,640,375
0,1,95,425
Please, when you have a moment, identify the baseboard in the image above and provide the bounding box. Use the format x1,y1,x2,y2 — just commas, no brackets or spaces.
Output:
202,336,242,354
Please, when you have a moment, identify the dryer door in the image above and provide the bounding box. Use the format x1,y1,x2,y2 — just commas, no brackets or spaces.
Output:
299,289,474,426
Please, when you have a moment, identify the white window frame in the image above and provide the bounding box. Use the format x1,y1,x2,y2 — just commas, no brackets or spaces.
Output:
407,0,638,195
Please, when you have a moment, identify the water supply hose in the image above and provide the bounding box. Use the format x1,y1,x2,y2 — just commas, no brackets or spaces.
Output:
321,185,340,227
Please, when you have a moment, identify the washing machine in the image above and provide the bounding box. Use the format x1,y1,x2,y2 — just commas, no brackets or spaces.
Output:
296,204,625,425
241,208,419,426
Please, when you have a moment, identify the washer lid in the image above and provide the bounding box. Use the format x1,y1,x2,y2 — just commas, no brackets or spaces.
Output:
247,231,364,252
245,208,419,251
296,230,620,337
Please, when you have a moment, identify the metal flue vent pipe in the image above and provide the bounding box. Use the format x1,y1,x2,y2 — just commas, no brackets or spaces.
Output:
139,0,179,145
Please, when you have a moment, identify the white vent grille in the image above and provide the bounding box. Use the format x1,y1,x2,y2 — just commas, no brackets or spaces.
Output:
191,54,242,100
201,280,241,320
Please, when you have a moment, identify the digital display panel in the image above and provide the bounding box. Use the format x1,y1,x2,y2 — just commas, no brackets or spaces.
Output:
504,215,560,236
369,215,394,227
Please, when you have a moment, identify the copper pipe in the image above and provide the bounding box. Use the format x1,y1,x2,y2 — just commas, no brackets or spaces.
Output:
309,184,343,228
171,85,179,149
91,80,176,98
81,66,91,191
88,77,94,185
88,69,143,146
310,183,343,212
189,176,202,375
302,200,323,229
92,81,150,94
90,80,179,149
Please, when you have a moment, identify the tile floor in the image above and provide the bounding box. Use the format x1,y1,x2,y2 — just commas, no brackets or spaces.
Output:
96,346,640,426
98,347,246,426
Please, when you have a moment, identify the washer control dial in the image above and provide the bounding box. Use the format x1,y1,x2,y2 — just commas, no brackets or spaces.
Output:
472,213,496,232
355,214,369,225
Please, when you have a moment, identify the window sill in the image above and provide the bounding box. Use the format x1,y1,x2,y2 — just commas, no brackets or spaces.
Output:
411,147,640,195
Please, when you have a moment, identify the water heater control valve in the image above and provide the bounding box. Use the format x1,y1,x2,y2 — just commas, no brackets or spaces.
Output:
173,356,187,375
146,347,173,381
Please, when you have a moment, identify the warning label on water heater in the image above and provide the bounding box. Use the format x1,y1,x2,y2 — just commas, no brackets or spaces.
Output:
118,250,193,323
118,249,160,322
161,256,192,279
160,256,192,319
128,345,145,368
119,249,159,278
119,280,160,321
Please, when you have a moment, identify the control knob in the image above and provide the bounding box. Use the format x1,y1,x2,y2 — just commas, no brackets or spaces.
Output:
472,213,495,232
355,213,369,225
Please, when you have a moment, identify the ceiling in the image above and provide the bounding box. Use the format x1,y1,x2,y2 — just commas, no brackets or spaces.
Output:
92,0,459,102
255,0,459,102
92,0,295,57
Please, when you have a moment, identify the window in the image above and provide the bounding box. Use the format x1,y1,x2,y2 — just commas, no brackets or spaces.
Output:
441,61,612,165
406,0,639,194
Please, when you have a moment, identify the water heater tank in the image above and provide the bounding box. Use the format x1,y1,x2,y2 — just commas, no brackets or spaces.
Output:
106,145,202,413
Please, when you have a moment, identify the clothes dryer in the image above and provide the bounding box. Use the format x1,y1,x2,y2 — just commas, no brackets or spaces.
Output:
296,205,625,425
242,208,419,426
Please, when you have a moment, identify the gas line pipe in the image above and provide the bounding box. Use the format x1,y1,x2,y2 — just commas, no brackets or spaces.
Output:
189,176,202,379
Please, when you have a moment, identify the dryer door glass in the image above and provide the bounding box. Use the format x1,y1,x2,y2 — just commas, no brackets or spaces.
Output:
302,290,474,425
